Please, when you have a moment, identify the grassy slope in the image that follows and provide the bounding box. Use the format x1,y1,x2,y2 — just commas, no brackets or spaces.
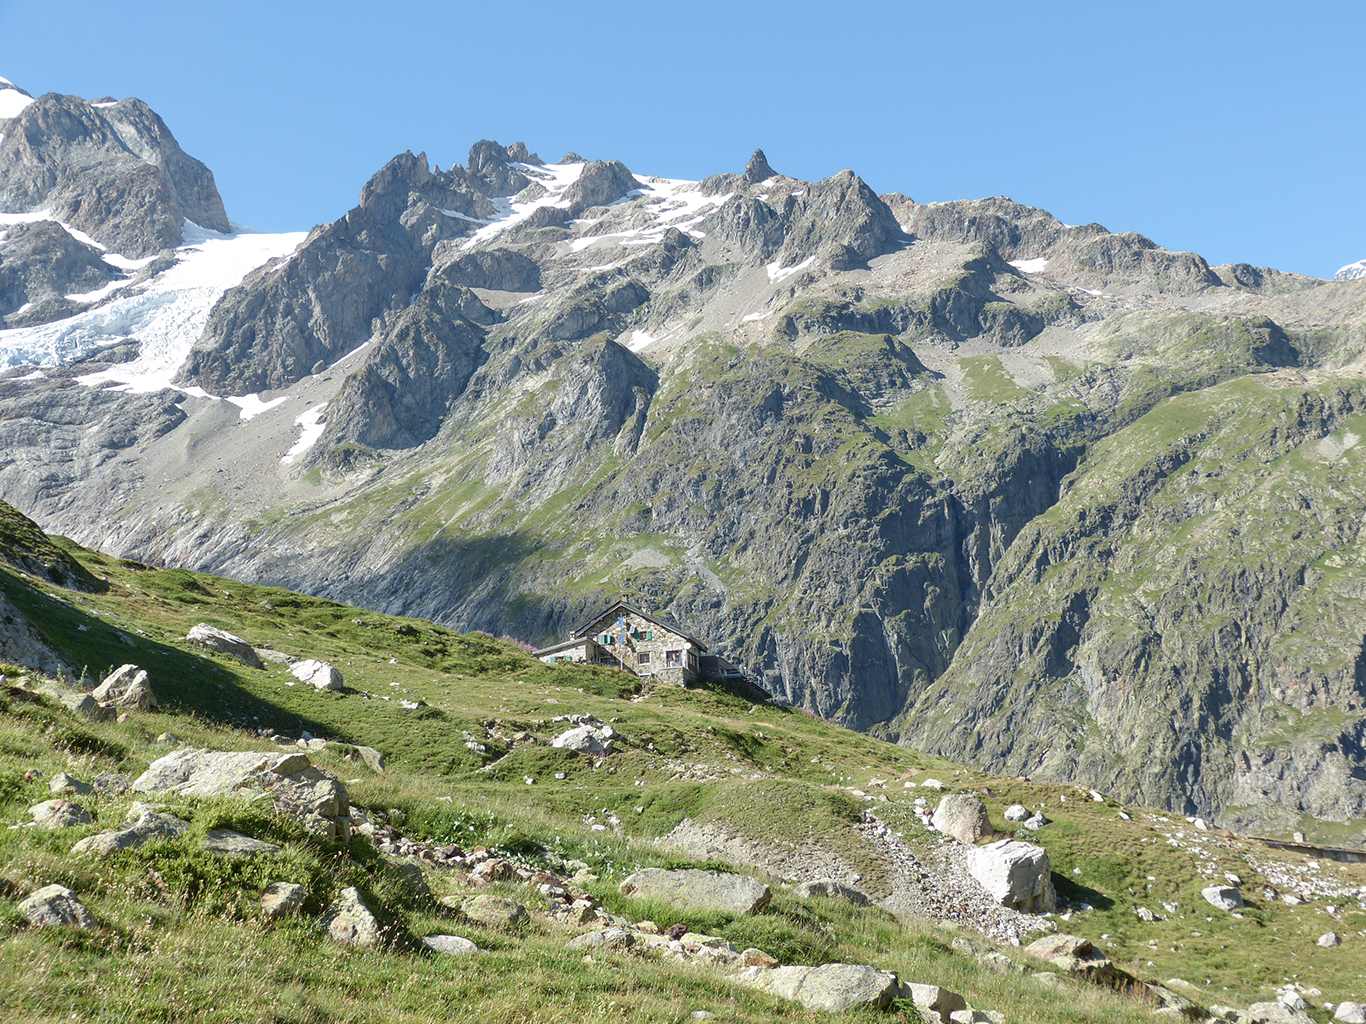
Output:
0,537,1362,1022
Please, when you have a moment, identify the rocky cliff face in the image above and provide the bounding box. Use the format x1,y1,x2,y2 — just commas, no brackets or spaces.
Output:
0,89,229,257
2,111,1365,842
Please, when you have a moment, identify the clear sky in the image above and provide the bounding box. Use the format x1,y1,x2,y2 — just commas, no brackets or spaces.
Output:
2,1,1362,278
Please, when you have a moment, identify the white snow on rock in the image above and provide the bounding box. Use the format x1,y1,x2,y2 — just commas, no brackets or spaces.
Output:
1009,257,1048,274
743,311,773,322
0,224,305,389
1335,258,1366,282
226,393,290,421
767,256,814,283
0,87,33,120
281,402,328,465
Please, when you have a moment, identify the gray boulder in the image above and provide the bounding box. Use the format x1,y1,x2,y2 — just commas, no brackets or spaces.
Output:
1245,1003,1315,1024
1023,933,1114,984
733,963,901,1012
1201,885,1243,911
290,659,343,691
1335,1003,1366,1023
132,748,351,842
619,868,771,915
17,883,96,930
423,935,478,955
931,794,995,844
92,664,156,710
967,839,1056,913
567,927,635,950
1003,804,1030,823
70,810,189,856
324,887,380,946
261,881,306,920
48,772,93,796
793,879,870,906
202,828,282,858
552,723,615,755
1316,931,1341,947
458,894,528,927
29,798,91,829
903,983,969,1023
186,624,263,669
1022,813,1049,830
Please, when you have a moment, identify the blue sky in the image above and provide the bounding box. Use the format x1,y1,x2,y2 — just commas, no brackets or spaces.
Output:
2,1,1362,277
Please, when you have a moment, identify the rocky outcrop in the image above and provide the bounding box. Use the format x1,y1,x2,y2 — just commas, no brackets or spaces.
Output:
561,160,642,216
618,868,771,915
71,809,190,856
0,591,71,677
91,663,156,710
0,220,119,326
0,92,228,257
132,748,351,842
323,886,381,946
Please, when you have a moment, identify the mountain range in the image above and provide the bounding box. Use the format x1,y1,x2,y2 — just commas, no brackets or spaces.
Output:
1,76,1364,846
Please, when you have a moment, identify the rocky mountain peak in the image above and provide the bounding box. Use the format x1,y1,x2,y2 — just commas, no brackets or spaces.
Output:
0,87,229,257
744,148,775,183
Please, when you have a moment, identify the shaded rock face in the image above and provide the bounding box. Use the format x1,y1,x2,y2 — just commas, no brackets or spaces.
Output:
0,93,229,257
0,591,71,677
0,220,118,326
562,159,642,216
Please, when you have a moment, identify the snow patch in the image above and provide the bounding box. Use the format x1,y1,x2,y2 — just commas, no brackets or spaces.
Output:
627,330,656,352
1009,257,1048,274
742,311,773,322
766,256,814,283
0,88,33,120
226,393,290,421
66,279,136,304
281,403,328,465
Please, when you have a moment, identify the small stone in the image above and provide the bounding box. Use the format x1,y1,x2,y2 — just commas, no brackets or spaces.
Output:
48,772,94,796
261,882,306,920
29,798,91,829
741,947,779,968
793,879,871,905
1003,804,1029,822
1317,931,1341,948
18,884,96,930
423,935,478,955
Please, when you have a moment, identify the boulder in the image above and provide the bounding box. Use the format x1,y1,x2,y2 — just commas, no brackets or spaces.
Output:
567,927,635,950
29,798,91,829
1022,813,1049,830
59,692,109,721
1023,933,1114,984
423,935,478,955
1200,885,1243,911
793,879,870,905
18,883,96,930
733,963,901,1012
551,722,616,755
202,828,282,858
70,810,189,856
48,772,93,796
1003,804,1029,823
458,894,528,926
967,839,1056,913
132,748,350,842
903,983,968,1023
931,794,995,844
261,881,306,920
324,887,380,946
186,624,263,669
619,868,771,915
92,664,156,710
1317,931,1341,947
1245,1003,1315,1024
291,659,343,691
1335,1003,1366,1023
